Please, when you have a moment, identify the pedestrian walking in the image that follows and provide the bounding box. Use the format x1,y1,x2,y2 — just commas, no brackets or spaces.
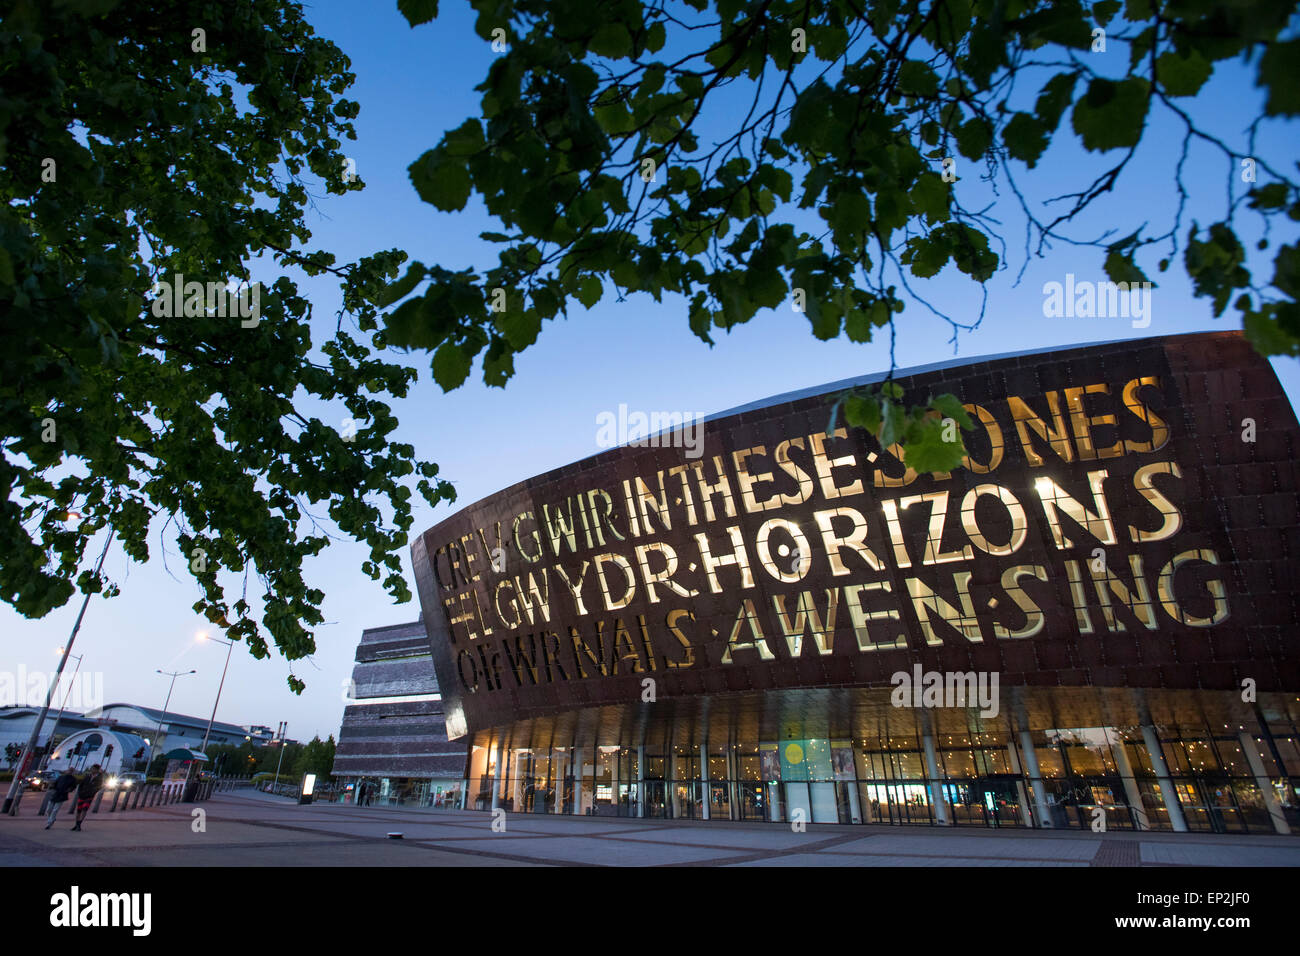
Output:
44,769,79,829
70,764,104,831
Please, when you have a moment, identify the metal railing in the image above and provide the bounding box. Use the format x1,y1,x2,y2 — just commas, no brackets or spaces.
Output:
25,775,256,815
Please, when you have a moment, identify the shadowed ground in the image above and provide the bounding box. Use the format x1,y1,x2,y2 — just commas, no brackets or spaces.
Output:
2,789,1296,867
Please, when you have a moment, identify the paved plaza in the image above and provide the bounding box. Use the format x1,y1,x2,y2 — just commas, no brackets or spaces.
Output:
2,789,1296,867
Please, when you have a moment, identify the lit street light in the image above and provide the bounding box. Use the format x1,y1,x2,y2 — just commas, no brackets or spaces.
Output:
196,631,237,750
150,669,196,769
3,514,111,815
191,631,236,784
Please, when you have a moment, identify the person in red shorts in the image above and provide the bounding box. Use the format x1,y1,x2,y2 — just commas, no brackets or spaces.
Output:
70,764,104,831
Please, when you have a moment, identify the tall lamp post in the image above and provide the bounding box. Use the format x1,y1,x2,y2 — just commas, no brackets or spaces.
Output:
190,632,235,785
40,648,84,771
272,721,288,792
197,633,235,752
3,517,111,815
150,669,196,770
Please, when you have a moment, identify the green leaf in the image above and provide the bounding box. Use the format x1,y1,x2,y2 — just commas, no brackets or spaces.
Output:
645,21,667,53
591,23,633,59
1034,72,1078,129
877,397,905,448
1003,112,1049,166
909,173,950,224
374,261,425,307
1258,40,1300,116
898,60,939,97
954,116,993,160
844,393,882,434
576,275,603,308
1103,250,1150,285
902,416,966,474
499,307,542,349
1156,49,1212,97
1071,77,1149,151
1092,0,1121,26
928,393,973,429
1272,243,1299,299
409,148,472,211
431,342,473,391
903,235,949,278
1243,302,1300,357
1247,183,1289,210
397,0,438,26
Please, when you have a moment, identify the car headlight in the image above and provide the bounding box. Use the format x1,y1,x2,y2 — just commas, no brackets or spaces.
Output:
106,777,118,788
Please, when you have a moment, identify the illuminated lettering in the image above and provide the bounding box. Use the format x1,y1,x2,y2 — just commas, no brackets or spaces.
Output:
772,588,839,657
906,573,983,645
1008,392,1075,466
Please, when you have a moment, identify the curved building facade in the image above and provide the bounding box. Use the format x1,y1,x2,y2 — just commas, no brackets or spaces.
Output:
412,332,1300,833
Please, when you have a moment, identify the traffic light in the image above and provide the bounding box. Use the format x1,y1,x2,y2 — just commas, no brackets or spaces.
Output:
72,741,83,755
104,744,114,759
134,747,145,759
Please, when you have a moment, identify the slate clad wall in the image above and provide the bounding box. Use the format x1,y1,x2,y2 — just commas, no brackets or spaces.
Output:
331,619,468,779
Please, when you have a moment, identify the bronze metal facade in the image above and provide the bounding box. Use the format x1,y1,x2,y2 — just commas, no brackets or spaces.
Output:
408,331,1299,831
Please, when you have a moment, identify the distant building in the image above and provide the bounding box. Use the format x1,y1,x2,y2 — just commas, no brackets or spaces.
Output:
81,703,252,753
0,706,100,755
246,725,276,746
332,618,468,807
45,727,151,776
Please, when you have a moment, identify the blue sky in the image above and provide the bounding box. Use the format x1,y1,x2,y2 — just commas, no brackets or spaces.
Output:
4,1,1297,742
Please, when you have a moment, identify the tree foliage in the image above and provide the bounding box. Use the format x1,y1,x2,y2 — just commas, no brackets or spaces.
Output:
390,0,1299,468
0,0,454,689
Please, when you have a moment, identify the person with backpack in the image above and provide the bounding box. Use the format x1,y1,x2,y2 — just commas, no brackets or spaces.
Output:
70,764,104,831
44,769,80,829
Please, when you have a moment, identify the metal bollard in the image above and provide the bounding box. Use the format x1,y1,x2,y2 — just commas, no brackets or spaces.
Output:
91,790,104,813
148,786,158,807
132,787,142,809
39,793,52,816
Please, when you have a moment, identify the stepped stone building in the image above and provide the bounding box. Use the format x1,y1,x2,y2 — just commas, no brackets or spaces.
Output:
331,618,466,806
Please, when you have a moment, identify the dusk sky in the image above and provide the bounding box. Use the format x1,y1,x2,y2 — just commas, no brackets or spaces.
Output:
3,1,1296,743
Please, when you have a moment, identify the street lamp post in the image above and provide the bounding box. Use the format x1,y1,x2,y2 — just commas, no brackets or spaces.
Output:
272,721,288,792
3,521,111,815
189,632,234,786
197,633,235,752
150,669,196,770
40,649,84,771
